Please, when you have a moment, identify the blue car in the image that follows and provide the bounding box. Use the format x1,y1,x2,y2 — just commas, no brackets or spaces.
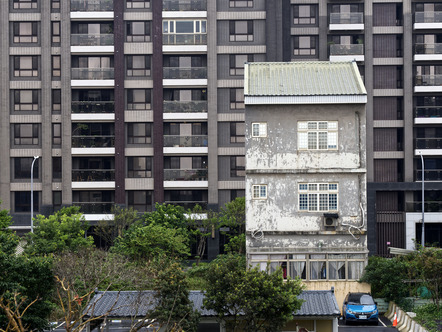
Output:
342,292,379,325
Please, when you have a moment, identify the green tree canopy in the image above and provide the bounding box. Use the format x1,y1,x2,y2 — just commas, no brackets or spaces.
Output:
203,254,304,332
25,206,94,255
219,198,246,254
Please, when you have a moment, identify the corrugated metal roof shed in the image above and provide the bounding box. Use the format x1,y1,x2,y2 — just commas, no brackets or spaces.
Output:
244,61,366,97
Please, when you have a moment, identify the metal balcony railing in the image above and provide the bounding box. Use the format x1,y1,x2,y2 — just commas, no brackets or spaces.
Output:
72,169,115,181
414,11,442,23
330,44,364,56
415,169,442,181
415,106,442,118
72,136,115,148
163,169,208,181
163,100,208,113
406,201,442,212
73,202,114,214
163,67,207,79
71,34,114,46
71,68,114,80
329,12,364,24
70,0,113,11
415,75,442,86
415,138,442,149
163,135,208,147
72,101,115,113
163,34,207,45
163,0,206,11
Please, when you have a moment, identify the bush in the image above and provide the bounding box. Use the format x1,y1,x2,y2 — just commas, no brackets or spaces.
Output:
414,303,442,332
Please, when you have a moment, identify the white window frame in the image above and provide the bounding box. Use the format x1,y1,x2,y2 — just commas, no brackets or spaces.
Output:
251,122,267,137
298,121,338,150
252,184,267,199
298,182,338,212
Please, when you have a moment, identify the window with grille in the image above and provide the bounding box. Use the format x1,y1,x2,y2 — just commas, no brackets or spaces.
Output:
252,184,267,199
299,183,338,212
251,122,267,137
298,121,338,150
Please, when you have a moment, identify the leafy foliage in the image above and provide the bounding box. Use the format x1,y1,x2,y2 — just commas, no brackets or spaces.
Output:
144,203,188,230
112,223,190,261
25,206,93,255
414,303,442,332
203,254,304,332
219,198,246,254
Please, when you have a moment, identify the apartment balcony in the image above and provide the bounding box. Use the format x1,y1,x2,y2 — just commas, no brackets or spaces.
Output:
163,135,208,155
415,106,442,124
414,43,442,61
72,169,115,181
163,100,208,120
163,34,207,46
73,202,113,214
71,68,114,88
329,12,364,30
414,75,442,93
70,0,113,11
329,44,364,62
414,11,442,29
164,169,207,181
406,201,442,213
415,138,442,156
415,169,442,182
72,101,114,113
71,34,113,46
72,135,115,148
163,0,206,11
163,67,207,87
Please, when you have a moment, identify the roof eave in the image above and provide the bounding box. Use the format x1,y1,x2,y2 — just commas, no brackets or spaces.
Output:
245,95,367,105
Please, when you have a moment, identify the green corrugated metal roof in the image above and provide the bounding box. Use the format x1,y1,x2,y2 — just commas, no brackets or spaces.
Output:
244,61,367,96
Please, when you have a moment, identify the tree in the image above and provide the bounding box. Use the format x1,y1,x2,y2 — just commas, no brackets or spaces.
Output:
25,206,94,255
144,203,188,230
219,198,246,254
151,261,200,331
112,223,190,261
359,255,409,303
0,209,54,332
94,205,141,248
203,254,304,332
0,292,39,332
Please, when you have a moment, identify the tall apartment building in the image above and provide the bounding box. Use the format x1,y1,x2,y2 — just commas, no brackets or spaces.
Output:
1,0,441,256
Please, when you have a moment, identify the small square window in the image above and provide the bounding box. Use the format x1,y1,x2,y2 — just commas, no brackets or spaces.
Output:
252,122,267,137
252,184,267,199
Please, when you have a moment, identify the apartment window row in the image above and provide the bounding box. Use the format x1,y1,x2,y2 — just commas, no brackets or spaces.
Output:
229,21,253,42
12,89,61,114
299,183,338,212
298,121,338,150
249,253,366,281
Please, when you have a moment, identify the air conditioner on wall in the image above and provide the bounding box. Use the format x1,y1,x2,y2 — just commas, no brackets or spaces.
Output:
323,213,339,227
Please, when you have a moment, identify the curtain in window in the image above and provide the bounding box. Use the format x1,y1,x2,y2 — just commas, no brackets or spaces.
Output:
289,261,306,279
329,261,346,279
348,261,364,279
310,261,326,279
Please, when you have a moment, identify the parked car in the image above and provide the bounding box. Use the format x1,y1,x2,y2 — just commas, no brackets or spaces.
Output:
342,292,378,325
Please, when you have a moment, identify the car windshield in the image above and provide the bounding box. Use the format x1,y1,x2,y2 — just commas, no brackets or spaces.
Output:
348,294,375,305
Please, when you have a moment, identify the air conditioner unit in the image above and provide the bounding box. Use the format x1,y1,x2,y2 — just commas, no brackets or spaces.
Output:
323,213,339,227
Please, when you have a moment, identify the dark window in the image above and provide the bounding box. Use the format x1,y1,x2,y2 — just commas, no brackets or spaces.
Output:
127,123,152,144
127,89,152,110
126,21,151,42
127,156,152,178
229,54,253,76
293,5,318,25
230,122,245,143
53,157,62,180
13,90,39,112
126,55,151,77
52,89,61,114
52,55,61,77
14,157,39,179
230,156,245,177
13,56,38,77
14,191,39,213
53,191,62,211
229,21,253,42
13,22,38,43
128,191,152,212
13,124,39,145
52,123,61,146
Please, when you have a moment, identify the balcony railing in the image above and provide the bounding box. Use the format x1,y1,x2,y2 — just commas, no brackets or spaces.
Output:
329,12,364,24
163,0,206,11
72,169,115,181
415,11,442,24
72,101,115,113
72,136,115,148
71,68,114,80
164,169,208,181
406,201,442,212
415,75,442,86
163,67,207,79
330,44,364,56
415,138,442,149
73,203,113,214
415,106,442,118
163,135,208,147
163,100,207,113
71,34,114,46
415,169,442,182
163,34,207,45
164,201,207,210
70,0,113,11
